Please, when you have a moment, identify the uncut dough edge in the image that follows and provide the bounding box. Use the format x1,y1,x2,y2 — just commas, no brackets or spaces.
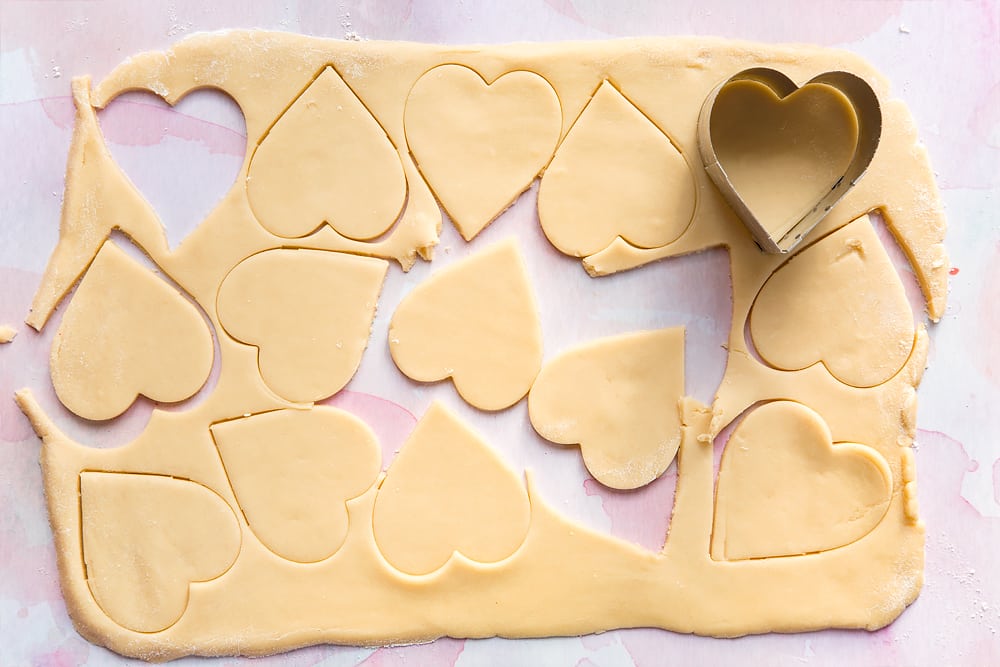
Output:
21,32,942,660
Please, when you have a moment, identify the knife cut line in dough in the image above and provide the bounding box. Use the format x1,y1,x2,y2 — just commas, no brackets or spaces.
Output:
51,239,214,421
388,238,543,411
404,64,563,241
210,407,382,564
538,79,697,257
247,65,407,242
528,328,686,490
711,400,892,561
79,471,241,634
216,248,388,404
372,402,532,576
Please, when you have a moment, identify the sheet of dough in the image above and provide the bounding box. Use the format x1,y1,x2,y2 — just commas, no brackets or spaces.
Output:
16,31,945,661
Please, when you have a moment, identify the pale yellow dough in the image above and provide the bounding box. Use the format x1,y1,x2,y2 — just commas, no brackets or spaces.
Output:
405,64,562,240
216,249,388,403
211,407,381,563
712,401,892,561
247,66,406,241
16,32,948,661
710,80,860,241
538,80,695,256
750,217,915,388
389,239,542,411
528,328,685,490
80,472,241,634
372,402,531,575
0,325,16,343
51,240,213,421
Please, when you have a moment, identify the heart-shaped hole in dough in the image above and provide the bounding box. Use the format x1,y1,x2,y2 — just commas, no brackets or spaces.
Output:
100,87,246,249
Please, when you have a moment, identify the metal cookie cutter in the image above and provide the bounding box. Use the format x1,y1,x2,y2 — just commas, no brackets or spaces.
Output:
698,68,882,254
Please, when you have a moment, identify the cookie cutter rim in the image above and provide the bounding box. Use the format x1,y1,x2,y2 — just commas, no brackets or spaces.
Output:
697,67,882,254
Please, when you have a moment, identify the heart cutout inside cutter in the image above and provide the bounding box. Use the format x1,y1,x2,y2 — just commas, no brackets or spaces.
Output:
698,68,881,253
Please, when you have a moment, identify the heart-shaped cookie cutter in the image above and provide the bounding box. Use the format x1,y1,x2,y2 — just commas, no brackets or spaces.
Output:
698,68,881,254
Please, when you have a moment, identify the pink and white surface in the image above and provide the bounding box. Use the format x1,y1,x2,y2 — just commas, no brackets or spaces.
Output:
1,1,998,665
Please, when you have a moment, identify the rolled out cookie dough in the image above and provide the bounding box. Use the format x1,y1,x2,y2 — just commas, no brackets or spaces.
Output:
18,31,946,661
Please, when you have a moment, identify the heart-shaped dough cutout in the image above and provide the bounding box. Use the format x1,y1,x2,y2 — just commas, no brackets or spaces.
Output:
712,401,891,561
80,472,241,633
388,239,542,411
50,240,214,421
528,328,685,490
211,407,381,563
404,64,562,241
749,216,915,388
373,402,530,575
217,249,388,403
538,80,695,257
709,77,860,242
248,66,406,240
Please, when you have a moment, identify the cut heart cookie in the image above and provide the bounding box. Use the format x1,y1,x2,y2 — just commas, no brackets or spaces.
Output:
372,402,531,575
50,240,214,421
247,66,406,241
712,400,892,561
217,249,388,404
80,472,241,633
388,239,543,411
538,80,696,257
749,216,915,388
528,328,685,490
211,407,382,563
404,64,562,240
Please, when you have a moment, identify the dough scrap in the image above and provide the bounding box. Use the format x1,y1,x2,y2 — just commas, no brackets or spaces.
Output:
211,407,381,563
217,249,388,404
712,401,892,560
528,328,685,490
404,64,562,241
0,325,16,343
538,80,695,257
389,238,542,411
247,66,406,241
372,402,531,575
50,240,213,421
80,472,241,633
710,79,860,241
27,78,169,331
750,216,915,388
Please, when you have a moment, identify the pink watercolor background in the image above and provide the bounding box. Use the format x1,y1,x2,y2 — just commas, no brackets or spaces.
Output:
1,1,998,665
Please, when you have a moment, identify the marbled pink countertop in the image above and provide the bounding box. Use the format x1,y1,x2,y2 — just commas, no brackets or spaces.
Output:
1,1,997,665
